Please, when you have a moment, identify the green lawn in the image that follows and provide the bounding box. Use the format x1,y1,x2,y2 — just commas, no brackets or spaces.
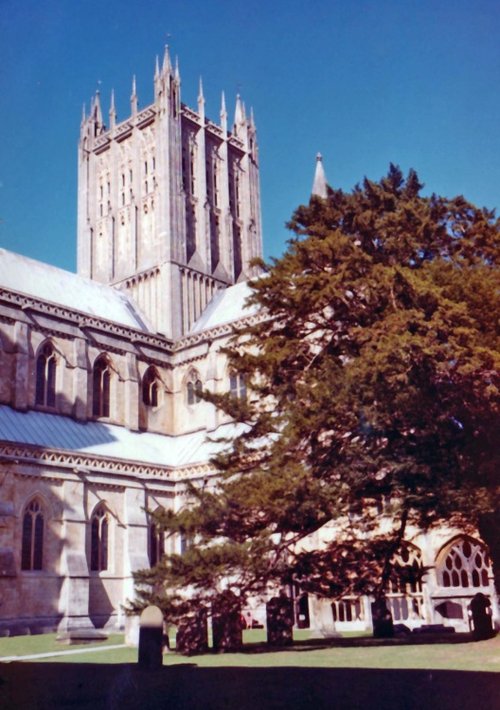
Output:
1,631,499,672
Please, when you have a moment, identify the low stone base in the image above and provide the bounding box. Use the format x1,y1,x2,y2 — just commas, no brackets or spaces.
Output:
56,630,109,645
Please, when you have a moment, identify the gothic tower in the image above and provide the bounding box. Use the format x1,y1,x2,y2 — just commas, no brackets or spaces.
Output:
77,48,262,338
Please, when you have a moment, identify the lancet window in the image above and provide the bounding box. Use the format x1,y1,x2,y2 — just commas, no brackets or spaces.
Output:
35,342,57,408
229,372,246,401
187,380,203,406
90,505,109,572
142,367,159,408
92,356,111,418
148,513,164,567
21,499,44,571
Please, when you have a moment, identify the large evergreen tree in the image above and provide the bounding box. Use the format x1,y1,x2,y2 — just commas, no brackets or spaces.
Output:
132,166,499,633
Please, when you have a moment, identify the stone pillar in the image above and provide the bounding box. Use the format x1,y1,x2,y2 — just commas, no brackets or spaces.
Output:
309,596,338,638
371,597,394,638
212,591,242,652
175,609,209,656
57,479,92,632
13,322,29,411
72,338,88,421
122,486,149,607
124,352,139,431
138,605,164,669
266,595,294,646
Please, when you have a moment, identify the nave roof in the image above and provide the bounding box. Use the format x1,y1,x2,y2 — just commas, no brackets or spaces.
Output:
0,404,236,468
0,248,150,331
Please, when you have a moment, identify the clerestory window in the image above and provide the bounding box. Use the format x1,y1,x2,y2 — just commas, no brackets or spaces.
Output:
93,357,111,418
142,367,159,408
187,375,202,406
35,343,57,408
229,372,246,401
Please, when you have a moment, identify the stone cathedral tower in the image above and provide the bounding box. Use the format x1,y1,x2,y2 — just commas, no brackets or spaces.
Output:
77,48,262,338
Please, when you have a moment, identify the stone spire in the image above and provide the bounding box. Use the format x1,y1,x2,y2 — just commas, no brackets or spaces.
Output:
234,94,244,129
131,76,138,115
220,91,227,133
162,45,171,75
312,153,328,199
109,90,116,129
197,77,205,114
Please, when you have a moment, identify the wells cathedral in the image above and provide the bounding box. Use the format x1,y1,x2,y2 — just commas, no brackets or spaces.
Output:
0,50,497,637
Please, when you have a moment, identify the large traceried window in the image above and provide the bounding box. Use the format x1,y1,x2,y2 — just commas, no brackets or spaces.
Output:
35,342,57,407
21,499,44,571
386,545,425,622
438,537,491,589
90,505,109,571
142,367,159,408
93,356,111,418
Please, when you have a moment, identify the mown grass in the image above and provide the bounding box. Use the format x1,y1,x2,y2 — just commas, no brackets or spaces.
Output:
1,630,499,672
0,633,124,658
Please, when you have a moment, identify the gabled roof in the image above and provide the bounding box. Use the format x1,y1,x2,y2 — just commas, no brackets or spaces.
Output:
0,404,237,468
0,248,150,331
189,280,258,333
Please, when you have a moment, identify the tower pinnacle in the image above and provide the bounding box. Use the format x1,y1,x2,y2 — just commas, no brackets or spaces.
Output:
312,153,328,199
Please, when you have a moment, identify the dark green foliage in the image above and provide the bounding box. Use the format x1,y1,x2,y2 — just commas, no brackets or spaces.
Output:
131,166,500,628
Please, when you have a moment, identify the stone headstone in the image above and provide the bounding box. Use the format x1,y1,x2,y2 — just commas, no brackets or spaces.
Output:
212,591,242,652
469,593,494,640
266,595,294,646
175,609,209,656
138,605,163,669
371,597,394,638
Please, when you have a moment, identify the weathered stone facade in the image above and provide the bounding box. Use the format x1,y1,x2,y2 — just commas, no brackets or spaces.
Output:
0,52,497,638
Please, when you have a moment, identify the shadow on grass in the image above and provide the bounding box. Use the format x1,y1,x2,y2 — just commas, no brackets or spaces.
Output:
1,661,498,710
233,631,482,655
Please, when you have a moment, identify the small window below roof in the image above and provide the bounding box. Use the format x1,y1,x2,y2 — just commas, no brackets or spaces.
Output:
35,342,57,408
142,367,160,408
229,372,246,401
93,356,111,418
186,373,202,406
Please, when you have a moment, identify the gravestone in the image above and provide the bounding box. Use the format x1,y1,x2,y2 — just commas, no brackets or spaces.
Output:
266,594,294,646
212,591,243,652
371,597,394,638
469,593,494,640
138,605,163,669
175,609,209,656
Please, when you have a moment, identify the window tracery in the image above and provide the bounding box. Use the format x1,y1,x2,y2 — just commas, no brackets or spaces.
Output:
229,372,246,401
438,537,491,589
93,356,111,418
21,499,44,571
35,342,57,408
186,372,202,406
90,505,109,572
142,367,160,407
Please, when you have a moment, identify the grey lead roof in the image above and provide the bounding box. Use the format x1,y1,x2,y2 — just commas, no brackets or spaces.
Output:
0,404,236,468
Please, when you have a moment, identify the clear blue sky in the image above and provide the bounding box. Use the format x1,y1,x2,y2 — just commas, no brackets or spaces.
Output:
1,0,500,271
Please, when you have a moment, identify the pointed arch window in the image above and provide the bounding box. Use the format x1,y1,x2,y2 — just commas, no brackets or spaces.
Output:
438,537,491,589
186,373,202,406
142,367,159,408
90,505,109,571
35,343,57,408
229,372,246,401
21,499,44,571
148,514,164,567
93,356,111,418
